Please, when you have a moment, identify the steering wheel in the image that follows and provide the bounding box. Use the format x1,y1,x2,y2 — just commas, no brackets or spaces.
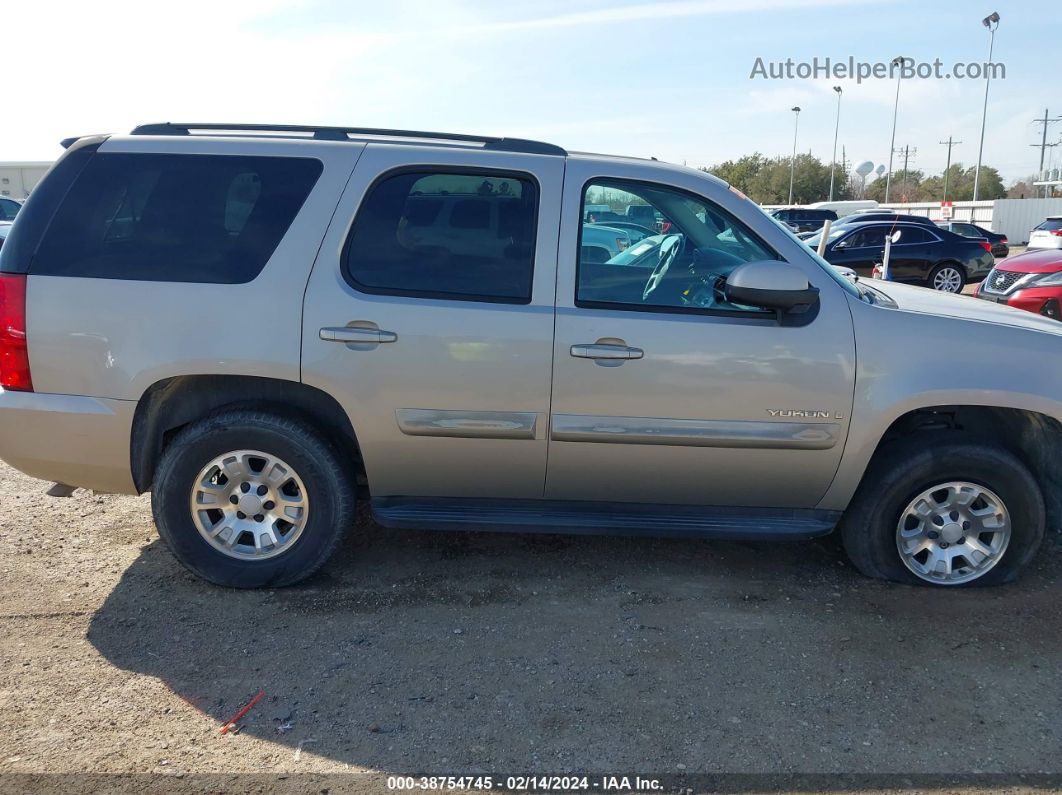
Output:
642,235,683,302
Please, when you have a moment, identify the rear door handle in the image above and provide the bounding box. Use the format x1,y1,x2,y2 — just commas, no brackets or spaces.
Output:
570,343,643,360
320,327,397,344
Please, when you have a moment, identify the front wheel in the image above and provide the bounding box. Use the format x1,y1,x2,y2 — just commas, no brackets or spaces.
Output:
152,410,356,588
928,263,966,293
840,436,1044,587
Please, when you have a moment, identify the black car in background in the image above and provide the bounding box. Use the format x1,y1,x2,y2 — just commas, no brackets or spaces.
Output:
795,211,937,239
807,221,994,293
936,221,1010,259
0,197,22,222
841,211,938,226
770,207,837,233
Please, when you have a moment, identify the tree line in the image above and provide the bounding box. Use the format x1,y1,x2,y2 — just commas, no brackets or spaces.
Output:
705,153,1008,205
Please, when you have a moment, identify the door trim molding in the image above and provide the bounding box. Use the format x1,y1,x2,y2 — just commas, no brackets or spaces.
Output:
550,414,840,450
396,408,540,440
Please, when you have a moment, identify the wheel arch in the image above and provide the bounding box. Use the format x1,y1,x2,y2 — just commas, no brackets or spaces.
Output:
130,375,365,495
929,259,967,283
851,404,1062,533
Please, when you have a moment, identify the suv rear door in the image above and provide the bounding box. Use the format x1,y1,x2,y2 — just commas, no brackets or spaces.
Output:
544,158,856,508
301,144,562,499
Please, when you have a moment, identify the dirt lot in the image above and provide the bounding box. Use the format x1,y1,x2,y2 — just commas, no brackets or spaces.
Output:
1,459,1060,791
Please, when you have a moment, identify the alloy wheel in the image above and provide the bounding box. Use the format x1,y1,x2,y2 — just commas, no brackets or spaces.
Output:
189,450,310,560
932,266,964,293
895,481,1010,585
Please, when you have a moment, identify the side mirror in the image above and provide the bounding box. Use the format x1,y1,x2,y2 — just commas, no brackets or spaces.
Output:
889,230,902,244
724,260,820,314
834,239,849,249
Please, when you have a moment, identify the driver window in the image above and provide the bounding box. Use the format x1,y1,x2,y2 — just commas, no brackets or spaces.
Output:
577,180,775,313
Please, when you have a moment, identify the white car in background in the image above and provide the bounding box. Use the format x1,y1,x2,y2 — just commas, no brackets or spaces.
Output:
580,224,632,262
1027,216,1062,250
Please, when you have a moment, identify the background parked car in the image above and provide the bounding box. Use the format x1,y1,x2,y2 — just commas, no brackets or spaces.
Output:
1027,216,1062,251
976,248,1062,321
624,204,657,227
0,197,22,222
795,212,937,239
603,233,680,269
580,223,633,262
937,221,1009,259
589,219,657,244
770,207,837,233
808,221,993,293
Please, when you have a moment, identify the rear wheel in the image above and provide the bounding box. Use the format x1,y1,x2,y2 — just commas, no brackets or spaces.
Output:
840,436,1044,587
928,263,966,293
152,409,356,588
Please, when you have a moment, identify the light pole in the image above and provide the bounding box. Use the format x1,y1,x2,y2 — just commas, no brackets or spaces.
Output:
972,11,1000,201
884,55,907,203
828,86,843,201
788,106,801,205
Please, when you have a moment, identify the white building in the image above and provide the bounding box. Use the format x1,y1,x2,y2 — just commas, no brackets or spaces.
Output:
878,198,1062,245
0,162,53,199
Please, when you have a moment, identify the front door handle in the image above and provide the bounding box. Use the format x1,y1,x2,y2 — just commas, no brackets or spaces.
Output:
570,343,643,360
320,326,397,344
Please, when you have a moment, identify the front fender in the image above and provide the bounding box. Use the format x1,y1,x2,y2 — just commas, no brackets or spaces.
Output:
817,295,1062,511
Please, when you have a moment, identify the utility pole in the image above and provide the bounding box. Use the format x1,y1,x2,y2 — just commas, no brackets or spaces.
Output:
884,55,908,203
828,86,843,201
841,145,848,197
939,137,962,202
1031,109,1062,197
972,12,1000,201
893,145,917,202
788,106,801,205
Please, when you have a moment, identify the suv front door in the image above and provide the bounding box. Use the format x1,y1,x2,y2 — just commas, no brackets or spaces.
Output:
301,144,563,499
545,162,856,508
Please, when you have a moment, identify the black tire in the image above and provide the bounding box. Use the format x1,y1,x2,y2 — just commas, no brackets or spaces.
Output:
927,262,966,293
152,409,356,588
840,434,1044,587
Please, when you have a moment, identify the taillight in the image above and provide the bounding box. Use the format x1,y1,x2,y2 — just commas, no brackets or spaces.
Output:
1051,230,1062,237
1001,237,1008,244
0,273,32,391
979,241,992,252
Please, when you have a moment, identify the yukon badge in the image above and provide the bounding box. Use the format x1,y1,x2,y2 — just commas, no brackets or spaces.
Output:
768,409,844,419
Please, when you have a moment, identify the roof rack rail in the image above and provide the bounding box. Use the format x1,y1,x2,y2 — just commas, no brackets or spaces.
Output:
130,123,566,157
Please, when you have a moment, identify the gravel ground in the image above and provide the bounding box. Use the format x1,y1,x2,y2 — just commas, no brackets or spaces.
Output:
0,460,1060,792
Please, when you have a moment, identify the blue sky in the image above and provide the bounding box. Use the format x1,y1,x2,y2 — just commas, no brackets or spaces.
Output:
5,0,1060,183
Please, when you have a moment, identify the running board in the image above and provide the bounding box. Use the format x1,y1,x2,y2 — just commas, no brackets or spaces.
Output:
370,498,839,540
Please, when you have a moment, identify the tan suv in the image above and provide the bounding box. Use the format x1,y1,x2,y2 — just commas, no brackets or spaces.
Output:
1,123,1060,589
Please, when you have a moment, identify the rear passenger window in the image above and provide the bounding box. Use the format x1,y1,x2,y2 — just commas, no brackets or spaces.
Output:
32,153,322,283
897,226,935,244
344,170,538,303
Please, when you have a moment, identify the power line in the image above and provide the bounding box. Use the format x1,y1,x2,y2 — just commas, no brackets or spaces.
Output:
1031,108,1062,197
939,137,962,202
893,145,917,202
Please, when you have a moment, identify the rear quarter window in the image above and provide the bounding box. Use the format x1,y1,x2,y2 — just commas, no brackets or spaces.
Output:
30,153,322,283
